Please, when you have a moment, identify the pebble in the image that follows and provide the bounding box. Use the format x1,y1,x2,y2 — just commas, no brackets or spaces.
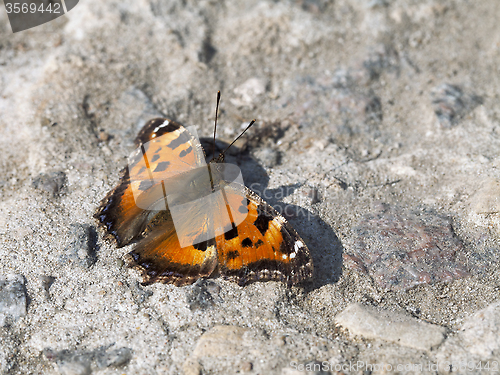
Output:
40,275,56,300
183,325,251,374
253,147,281,168
118,87,164,133
0,274,27,327
97,130,110,142
61,224,98,268
186,279,220,311
347,205,469,291
95,347,132,368
431,83,482,128
469,178,500,215
44,349,93,375
240,361,253,372
436,300,500,370
458,300,500,358
190,325,249,358
32,171,66,197
335,303,447,351
45,346,132,374
230,78,267,108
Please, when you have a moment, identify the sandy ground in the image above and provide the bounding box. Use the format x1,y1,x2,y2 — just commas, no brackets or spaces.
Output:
0,0,500,374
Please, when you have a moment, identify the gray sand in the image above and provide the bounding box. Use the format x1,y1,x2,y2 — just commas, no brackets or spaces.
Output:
0,0,499,374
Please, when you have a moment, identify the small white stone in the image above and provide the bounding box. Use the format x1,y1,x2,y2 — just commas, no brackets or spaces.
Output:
335,303,446,351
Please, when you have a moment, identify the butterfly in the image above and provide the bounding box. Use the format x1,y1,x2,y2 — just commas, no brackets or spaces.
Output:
94,93,313,287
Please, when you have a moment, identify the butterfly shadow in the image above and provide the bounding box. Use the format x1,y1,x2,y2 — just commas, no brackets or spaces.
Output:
268,200,343,290
201,137,344,290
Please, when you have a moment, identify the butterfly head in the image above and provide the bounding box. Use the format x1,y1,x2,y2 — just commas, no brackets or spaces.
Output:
211,152,225,164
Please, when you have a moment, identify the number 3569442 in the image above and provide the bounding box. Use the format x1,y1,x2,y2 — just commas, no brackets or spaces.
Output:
5,2,62,14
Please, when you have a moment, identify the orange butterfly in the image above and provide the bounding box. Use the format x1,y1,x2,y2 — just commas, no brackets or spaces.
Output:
95,93,313,286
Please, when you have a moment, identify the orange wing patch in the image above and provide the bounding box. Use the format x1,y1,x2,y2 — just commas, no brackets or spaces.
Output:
215,188,313,286
128,118,205,182
94,118,203,247
124,211,217,286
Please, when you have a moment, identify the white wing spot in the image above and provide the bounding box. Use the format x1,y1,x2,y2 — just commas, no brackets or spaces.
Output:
290,252,296,259
282,254,287,260
153,120,170,133
294,240,304,253
275,216,286,226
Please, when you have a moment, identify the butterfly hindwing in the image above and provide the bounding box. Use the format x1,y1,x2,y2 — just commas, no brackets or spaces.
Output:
215,187,313,286
123,208,218,286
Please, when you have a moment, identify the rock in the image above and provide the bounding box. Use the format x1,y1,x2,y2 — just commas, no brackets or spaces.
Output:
97,130,110,142
61,224,98,268
45,349,93,375
336,303,447,351
253,147,281,168
183,325,264,374
469,178,500,215
458,300,500,358
192,325,249,358
186,279,220,311
40,275,56,300
1,0,500,373
45,346,132,374
347,205,470,291
95,347,132,368
436,300,500,372
0,274,27,326
118,87,164,133
230,78,268,108
431,83,482,128
32,171,66,197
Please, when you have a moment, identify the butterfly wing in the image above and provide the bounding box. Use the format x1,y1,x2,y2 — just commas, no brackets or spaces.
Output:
123,162,223,286
123,207,218,286
214,184,314,286
94,118,206,247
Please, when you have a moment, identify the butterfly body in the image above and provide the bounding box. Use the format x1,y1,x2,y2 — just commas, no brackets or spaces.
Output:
95,118,313,286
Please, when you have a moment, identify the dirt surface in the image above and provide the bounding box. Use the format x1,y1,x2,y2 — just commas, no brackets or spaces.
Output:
0,0,499,374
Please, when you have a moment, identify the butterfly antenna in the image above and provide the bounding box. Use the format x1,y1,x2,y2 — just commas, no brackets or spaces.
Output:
212,91,221,160
218,119,256,158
